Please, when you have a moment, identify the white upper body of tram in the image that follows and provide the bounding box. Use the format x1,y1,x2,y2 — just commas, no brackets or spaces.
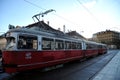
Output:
5,27,86,51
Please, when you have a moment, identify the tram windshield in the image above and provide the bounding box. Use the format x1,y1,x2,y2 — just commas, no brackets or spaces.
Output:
6,37,16,50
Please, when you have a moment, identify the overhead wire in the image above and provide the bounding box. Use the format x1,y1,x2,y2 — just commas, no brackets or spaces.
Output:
109,27,120,31
76,0,101,24
24,0,78,26
76,0,120,31
24,0,46,10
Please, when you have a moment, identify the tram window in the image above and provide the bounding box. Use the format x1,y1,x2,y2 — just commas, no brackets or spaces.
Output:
98,45,102,49
71,42,77,49
33,40,37,49
76,43,82,49
86,43,97,49
86,43,92,49
18,35,37,49
6,37,16,50
42,38,54,50
55,40,64,50
103,46,107,49
65,41,71,49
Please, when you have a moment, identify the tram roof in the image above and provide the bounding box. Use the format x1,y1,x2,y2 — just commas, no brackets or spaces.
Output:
26,21,64,35
7,21,84,42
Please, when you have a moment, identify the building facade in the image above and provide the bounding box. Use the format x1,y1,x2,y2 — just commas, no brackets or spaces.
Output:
0,37,6,50
92,30,120,49
0,34,6,50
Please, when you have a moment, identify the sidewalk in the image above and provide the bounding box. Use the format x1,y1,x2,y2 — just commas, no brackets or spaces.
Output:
93,51,120,80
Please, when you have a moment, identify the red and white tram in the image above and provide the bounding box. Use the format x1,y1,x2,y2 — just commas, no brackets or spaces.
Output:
2,21,107,73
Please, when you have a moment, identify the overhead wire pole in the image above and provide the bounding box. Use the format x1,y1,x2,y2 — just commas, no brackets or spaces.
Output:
32,9,56,22
76,0,101,24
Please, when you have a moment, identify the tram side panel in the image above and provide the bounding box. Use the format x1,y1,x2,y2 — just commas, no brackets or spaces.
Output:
2,51,18,73
2,51,64,73
83,41,99,57
2,37,106,73
3,41,84,73
2,45,102,73
98,44,107,55
3,51,84,73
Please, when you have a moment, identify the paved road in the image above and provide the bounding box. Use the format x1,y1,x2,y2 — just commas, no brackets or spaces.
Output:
0,50,119,80
92,50,120,80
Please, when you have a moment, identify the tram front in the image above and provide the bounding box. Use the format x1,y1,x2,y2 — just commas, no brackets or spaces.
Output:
2,29,39,73
2,31,18,73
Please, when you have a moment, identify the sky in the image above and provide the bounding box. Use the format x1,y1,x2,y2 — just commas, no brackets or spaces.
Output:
0,0,120,38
